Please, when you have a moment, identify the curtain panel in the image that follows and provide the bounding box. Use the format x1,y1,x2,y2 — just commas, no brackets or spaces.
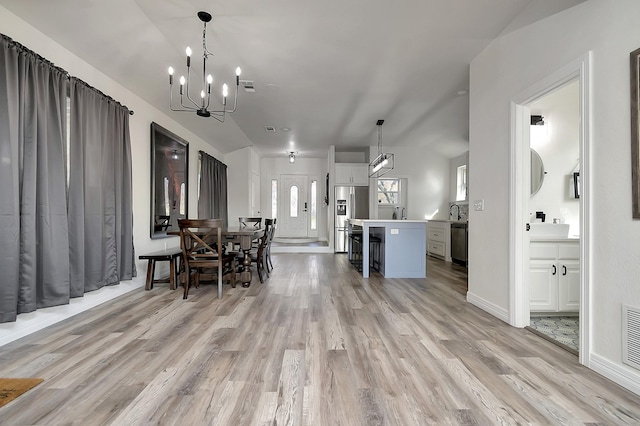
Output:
68,78,135,295
0,35,70,322
198,151,228,225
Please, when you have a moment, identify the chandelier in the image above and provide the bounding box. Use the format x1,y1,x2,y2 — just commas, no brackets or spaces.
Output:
168,11,242,123
369,119,394,177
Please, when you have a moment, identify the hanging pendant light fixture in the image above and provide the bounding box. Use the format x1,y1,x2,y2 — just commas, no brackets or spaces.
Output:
369,119,394,177
167,11,243,123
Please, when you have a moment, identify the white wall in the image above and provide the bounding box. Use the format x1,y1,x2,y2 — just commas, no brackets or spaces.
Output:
0,6,253,344
260,156,329,241
529,80,580,235
226,147,252,221
370,146,450,221
469,0,640,393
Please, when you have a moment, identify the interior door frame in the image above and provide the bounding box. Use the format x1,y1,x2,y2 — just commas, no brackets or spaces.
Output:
509,52,591,366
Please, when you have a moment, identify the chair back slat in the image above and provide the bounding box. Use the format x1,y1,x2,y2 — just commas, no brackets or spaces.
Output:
239,217,262,229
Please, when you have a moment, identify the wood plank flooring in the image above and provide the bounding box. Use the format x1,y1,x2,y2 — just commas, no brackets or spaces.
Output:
1,254,639,425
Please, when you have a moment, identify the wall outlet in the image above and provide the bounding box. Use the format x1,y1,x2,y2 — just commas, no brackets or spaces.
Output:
473,199,485,211
390,229,399,234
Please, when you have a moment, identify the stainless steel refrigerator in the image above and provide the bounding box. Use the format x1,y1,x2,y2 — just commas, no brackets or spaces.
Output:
334,186,369,253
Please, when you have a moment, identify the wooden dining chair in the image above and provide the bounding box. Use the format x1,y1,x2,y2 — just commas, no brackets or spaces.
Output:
236,217,262,252
238,217,262,229
178,219,236,299
249,219,271,283
265,218,276,273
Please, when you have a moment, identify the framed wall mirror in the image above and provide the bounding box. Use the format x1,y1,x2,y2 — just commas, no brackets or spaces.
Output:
631,47,640,218
150,122,189,238
531,148,546,196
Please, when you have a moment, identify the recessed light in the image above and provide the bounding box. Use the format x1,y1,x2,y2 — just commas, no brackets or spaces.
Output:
280,127,291,132
457,90,468,96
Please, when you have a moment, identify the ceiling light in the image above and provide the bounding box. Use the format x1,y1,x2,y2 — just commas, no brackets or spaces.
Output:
167,11,244,123
288,152,296,163
280,127,291,132
369,119,394,178
171,150,179,160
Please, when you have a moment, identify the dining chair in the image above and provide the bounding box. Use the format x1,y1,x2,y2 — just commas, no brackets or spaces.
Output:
247,219,271,283
265,218,276,272
238,217,262,229
178,219,236,299
236,217,262,252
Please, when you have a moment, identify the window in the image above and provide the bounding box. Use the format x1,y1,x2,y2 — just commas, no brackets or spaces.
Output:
377,178,399,205
271,179,278,219
456,165,467,201
310,180,317,230
164,177,170,215
290,185,298,217
179,183,186,215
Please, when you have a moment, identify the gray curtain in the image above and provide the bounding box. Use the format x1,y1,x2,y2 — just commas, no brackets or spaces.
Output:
0,35,70,322
198,151,228,225
68,78,135,295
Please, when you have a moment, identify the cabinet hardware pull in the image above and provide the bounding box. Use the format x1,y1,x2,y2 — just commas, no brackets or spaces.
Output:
562,265,567,276
552,265,557,275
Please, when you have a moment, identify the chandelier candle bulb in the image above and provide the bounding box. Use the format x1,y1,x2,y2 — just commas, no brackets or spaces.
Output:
168,67,174,84
236,67,241,84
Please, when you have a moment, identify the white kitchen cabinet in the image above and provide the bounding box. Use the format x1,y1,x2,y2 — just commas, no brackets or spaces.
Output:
427,220,451,262
335,163,369,186
529,240,579,313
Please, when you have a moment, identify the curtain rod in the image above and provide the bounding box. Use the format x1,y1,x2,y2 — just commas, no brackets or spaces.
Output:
198,150,226,166
1,33,134,115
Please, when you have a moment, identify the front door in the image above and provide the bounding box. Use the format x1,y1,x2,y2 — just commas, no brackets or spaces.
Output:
279,175,308,237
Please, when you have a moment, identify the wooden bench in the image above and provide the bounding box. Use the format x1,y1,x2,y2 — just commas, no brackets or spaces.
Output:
139,248,183,290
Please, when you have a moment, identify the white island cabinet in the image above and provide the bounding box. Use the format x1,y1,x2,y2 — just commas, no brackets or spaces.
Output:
349,219,427,278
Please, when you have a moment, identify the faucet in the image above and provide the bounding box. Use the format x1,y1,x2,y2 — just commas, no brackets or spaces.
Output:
401,207,406,220
450,204,461,221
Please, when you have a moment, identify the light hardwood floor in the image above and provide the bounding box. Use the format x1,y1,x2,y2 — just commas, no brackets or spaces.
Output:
1,254,639,425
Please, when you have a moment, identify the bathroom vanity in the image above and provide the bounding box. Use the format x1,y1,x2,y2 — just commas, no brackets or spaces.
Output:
529,237,580,313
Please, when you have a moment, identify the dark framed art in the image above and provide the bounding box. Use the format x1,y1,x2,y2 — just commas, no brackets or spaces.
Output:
631,47,640,218
150,122,189,238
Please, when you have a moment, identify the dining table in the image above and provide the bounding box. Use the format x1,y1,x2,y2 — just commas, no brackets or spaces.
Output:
168,226,265,288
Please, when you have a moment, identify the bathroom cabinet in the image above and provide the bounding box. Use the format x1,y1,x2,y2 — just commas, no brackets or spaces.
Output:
529,239,579,313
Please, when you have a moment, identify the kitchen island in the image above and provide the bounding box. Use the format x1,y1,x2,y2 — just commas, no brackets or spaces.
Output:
348,219,427,278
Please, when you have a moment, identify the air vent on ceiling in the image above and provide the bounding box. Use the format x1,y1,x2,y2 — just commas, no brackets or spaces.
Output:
264,125,277,132
623,304,640,371
240,80,255,93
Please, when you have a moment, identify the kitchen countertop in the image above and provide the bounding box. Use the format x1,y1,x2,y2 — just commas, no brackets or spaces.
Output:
349,219,428,225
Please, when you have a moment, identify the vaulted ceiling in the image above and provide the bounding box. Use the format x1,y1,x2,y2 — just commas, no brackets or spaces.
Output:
0,0,585,159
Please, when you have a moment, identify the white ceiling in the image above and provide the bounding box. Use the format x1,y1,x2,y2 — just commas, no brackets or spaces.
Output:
0,0,585,159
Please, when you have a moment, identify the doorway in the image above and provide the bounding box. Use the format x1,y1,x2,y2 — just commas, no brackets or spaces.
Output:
509,53,591,365
526,80,580,354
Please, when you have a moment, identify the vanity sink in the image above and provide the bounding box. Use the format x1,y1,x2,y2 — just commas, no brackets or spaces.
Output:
529,223,569,238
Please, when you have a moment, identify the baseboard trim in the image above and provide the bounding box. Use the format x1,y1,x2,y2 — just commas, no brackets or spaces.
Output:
271,246,333,254
590,353,640,396
0,277,145,348
466,291,510,324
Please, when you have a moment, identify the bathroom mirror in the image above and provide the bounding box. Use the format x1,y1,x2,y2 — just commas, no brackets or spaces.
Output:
531,148,545,196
